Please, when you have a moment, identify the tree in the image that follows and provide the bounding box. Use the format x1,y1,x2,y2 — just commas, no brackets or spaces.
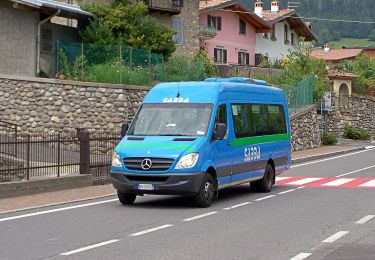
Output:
81,0,176,57
368,30,375,42
280,38,328,99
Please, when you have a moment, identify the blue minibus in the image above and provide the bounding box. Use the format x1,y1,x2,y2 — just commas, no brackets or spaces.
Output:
111,78,291,207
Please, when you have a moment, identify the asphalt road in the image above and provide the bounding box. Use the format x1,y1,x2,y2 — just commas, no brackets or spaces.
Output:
1,148,375,260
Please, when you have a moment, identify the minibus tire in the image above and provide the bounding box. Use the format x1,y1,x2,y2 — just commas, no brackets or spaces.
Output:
251,164,274,193
117,191,136,205
195,173,215,208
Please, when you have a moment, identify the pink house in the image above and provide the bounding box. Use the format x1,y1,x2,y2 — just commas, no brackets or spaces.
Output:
199,0,271,66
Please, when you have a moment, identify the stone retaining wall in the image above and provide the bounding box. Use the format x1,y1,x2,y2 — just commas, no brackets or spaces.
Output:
0,74,150,133
0,74,322,151
325,95,375,138
290,105,322,151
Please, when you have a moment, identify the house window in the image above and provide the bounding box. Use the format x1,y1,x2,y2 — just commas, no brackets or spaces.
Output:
271,24,276,40
41,29,53,52
291,33,295,45
238,51,250,65
214,48,227,64
172,18,184,45
239,19,246,35
284,24,289,44
207,15,221,31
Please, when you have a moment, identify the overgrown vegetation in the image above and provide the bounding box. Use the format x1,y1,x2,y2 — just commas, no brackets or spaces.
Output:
193,49,219,77
343,126,372,140
255,39,328,100
337,54,375,93
58,47,207,86
81,0,176,57
322,132,337,145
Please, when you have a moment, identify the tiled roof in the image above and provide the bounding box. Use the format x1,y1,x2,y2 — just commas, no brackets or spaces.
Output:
262,9,295,22
311,49,363,61
328,70,357,79
199,0,233,10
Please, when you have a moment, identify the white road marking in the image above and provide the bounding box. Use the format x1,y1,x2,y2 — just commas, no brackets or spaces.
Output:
278,188,301,195
286,178,322,185
359,179,375,187
365,146,375,149
61,239,119,256
356,215,375,224
0,199,118,223
322,178,354,186
290,253,312,260
183,212,218,222
292,148,374,168
223,202,252,210
129,224,173,237
322,231,349,243
335,165,375,177
276,176,291,182
254,195,276,201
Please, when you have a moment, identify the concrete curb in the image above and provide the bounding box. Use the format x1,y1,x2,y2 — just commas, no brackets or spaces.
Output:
0,192,116,215
292,147,365,165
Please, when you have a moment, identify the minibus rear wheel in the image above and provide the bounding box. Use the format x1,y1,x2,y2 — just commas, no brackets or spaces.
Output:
195,173,215,208
117,191,136,205
251,164,274,193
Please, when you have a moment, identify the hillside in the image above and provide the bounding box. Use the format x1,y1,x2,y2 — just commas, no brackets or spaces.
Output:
240,0,375,46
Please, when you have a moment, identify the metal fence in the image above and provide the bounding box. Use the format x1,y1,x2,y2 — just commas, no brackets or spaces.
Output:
281,76,315,114
0,123,121,183
56,42,206,86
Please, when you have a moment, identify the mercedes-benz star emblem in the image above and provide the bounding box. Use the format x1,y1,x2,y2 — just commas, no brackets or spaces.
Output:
141,158,152,170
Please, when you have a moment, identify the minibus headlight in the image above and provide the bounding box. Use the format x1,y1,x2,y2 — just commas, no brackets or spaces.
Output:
175,153,199,169
112,152,122,167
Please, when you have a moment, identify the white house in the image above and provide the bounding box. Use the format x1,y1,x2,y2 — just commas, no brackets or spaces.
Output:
254,0,316,64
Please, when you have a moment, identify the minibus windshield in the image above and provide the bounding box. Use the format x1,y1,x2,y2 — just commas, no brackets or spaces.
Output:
128,103,213,136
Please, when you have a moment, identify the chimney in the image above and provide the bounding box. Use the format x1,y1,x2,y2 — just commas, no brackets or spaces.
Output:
271,1,280,13
324,43,330,53
254,0,264,17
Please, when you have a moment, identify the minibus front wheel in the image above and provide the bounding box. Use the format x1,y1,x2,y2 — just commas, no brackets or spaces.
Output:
117,191,136,205
195,173,215,208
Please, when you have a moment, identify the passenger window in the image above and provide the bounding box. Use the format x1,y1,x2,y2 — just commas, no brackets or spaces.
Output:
231,104,287,138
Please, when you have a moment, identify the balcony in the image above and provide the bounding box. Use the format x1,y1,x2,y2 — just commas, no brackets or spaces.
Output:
143,0,183,14
199,25,217,40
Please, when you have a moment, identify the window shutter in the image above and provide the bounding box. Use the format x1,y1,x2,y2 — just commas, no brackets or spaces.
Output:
238,52,241,64
223,49,227,64
214,48,218,62
207,15,212,27
173,18,184,45
217,17,222,31
246,53,250,65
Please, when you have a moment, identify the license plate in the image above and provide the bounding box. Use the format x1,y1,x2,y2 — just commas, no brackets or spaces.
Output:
137,184,155,190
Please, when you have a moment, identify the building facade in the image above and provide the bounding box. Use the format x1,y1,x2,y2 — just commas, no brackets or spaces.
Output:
199,0,270,66
254,0,316,63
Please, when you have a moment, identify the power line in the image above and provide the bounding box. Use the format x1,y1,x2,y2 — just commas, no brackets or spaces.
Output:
219,9,375,24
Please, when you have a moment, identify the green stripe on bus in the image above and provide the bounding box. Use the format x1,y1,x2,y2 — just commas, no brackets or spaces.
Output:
230,133,290,147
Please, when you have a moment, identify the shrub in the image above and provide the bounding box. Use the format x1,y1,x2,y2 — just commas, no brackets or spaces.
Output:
322,132,337,145
343,126,372,140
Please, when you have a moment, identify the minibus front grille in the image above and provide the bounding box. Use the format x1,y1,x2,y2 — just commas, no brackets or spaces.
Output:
123,158,174,171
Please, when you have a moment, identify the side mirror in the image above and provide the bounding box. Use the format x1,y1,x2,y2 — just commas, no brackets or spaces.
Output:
121,123,129,137
213,123,227,140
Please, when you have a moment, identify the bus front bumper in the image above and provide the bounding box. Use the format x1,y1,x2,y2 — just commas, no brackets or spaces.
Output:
110,171,205,196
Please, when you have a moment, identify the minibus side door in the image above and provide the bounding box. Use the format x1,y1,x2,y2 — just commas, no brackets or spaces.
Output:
212,103,232,187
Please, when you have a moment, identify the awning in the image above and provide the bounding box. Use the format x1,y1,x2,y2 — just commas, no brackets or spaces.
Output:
10,0,94,19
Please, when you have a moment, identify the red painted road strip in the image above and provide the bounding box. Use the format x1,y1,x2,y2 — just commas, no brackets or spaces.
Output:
276,177,375,189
